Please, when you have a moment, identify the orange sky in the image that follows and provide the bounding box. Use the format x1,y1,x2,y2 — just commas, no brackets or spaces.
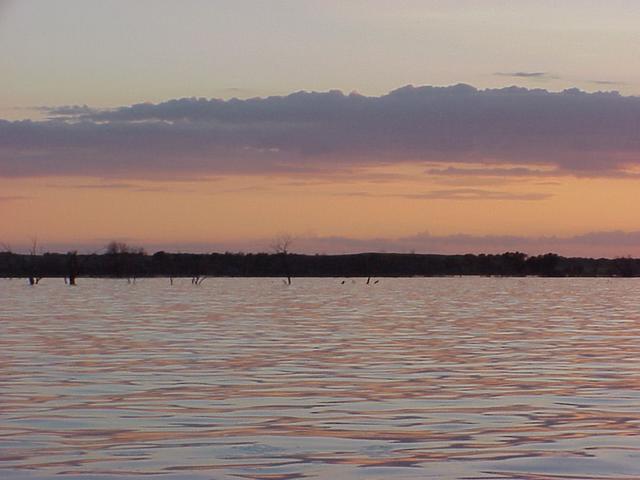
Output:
2,163,640,255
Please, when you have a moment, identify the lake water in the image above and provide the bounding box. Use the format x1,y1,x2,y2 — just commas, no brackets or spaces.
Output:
1,277,640,479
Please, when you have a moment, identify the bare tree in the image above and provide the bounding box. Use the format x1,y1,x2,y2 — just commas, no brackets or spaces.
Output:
66,250,78,285
271,234,293,255
105,241,146,282
271,234,294,285
105,241,145,255
29,237,38,256
27,237,42,285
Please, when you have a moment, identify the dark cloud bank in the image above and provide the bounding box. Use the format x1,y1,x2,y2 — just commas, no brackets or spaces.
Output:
2,84,640,179
293,231,640,257
35,230,640,258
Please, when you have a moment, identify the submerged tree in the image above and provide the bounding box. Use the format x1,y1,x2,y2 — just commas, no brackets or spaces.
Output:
27,237,41,285
66,250,78,285
271,234,294,285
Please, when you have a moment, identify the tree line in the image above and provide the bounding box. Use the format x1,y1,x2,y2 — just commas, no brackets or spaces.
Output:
2,250,640,281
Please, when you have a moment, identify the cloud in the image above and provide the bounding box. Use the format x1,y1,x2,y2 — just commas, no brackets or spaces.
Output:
425,165,640,180
283,230,640,257
47,182,135,190
32,230,640,258
495,71,552,78
425,166,558,177
589,80,626,86
37,104,98,118
2,84,640,179
0,195,30,202
44,182,195,193
339,188,550,201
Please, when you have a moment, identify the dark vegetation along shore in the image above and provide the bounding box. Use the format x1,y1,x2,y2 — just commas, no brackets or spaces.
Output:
2,250,640,284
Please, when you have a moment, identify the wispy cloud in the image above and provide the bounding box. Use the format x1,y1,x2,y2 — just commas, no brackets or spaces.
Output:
36,104,98,118
339,188,550,201
495,71,554,79
426,166,558,177
45,182,194,193
0,195,30,202
426,164,640,180
47,182,134,190
589,79,626,86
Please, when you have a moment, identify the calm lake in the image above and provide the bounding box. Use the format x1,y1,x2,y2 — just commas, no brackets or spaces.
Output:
1,277,640,479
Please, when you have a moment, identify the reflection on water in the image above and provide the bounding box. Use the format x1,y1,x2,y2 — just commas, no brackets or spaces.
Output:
1,277,640,479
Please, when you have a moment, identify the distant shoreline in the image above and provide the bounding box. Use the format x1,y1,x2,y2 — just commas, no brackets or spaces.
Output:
2,251,640,280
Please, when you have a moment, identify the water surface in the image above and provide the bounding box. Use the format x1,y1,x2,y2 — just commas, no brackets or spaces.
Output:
1,278,640,479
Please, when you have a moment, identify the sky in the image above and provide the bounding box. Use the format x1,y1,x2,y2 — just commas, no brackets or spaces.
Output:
2,0,640,256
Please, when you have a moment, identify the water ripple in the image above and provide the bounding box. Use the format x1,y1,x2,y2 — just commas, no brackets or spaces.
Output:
1,277,640,479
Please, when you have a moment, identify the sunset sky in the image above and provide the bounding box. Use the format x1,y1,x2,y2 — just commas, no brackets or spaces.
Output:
2,0,640,256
